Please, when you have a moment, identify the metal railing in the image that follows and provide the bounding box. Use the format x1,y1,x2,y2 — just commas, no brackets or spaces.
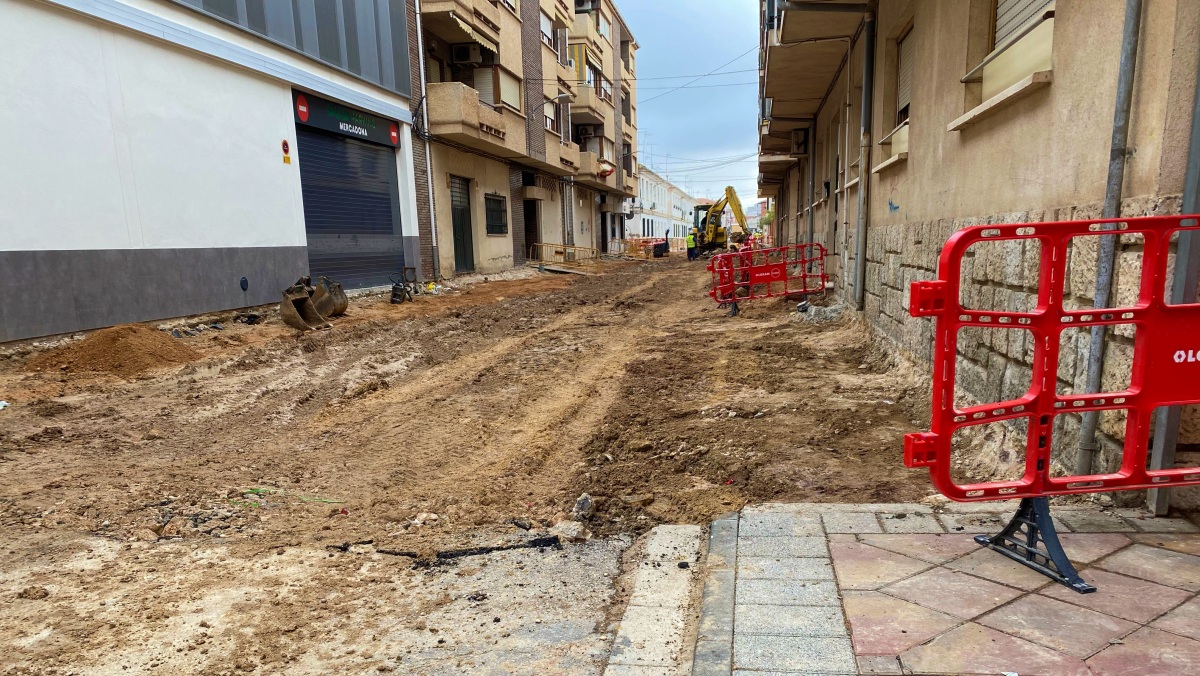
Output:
528,243,599,265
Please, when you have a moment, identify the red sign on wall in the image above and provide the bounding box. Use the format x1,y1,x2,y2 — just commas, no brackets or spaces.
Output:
296,95,310,123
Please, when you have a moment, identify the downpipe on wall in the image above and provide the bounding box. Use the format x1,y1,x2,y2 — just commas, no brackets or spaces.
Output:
853,12,875,310
1075,0,1143,477
413,0,440,280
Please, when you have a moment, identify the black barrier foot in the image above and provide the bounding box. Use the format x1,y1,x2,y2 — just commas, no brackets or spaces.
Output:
975,497,1096,594
728,302,739,317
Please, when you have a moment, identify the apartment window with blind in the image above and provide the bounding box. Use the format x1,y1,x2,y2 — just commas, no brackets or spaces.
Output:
601,138,614,162
544,98,560,133
540,12,556,49
597,13,611,42
896,29,913,125
499,0,517,13
473,67,522,112
994,0,1053,49
485,195,508,235
598,75,613,104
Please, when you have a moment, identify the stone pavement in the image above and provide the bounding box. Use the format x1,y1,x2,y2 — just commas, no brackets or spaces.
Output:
690,502,1200,675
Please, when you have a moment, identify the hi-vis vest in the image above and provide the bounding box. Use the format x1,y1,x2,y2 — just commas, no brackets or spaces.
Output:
686,233,696,247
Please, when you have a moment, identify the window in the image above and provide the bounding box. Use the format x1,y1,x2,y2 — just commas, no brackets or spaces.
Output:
499,0,518,12
485,195,508,235
597,75,613,103
896,29,913,125
601,138,614,161
585,61,598,87
622,143,632,173
621,94,631,123
597,13,611,41
995,0,1053,48
540,12,556,49
497,68,522,111
544,98,560,133
475,67,496,106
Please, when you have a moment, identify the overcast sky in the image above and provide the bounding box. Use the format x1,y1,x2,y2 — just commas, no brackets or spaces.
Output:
619,0,762,205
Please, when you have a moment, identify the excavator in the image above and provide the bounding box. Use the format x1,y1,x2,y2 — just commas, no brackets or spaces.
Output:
691,185,751,253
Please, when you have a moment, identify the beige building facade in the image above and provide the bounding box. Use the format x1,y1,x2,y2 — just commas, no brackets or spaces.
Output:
759,0,1200,489
420,0,637,276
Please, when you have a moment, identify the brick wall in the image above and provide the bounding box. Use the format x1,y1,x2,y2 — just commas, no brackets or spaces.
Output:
852,195,1193,478
520,0,546,163
406,0,437,281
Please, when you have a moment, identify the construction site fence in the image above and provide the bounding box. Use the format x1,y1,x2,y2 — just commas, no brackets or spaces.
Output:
528,243,599,265
707,243,828,303
619,238,684,258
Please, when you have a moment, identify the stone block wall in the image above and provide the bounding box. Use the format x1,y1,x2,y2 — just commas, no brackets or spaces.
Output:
853,195,1193,478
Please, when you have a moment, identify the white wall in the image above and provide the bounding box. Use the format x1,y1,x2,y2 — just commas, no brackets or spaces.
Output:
0,0,304,251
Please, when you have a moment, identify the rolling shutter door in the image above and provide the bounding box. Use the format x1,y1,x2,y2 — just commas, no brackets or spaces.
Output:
995,0,1053,47
296,126,404,289
896,32,914,118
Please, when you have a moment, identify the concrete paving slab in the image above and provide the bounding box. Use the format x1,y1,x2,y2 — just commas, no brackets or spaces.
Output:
936,511,1011,534
707,517,738,571
736,556,833,581
742,503,932,515
884,566,1023,619
734,604,847,638
978,594,1138,658
1057,510,1137,533
1129,532,1200,556
690,640,731,676
733,634,856,674
1116,510,1200,533
737,512,823,537
822,511,884,534
1056,532,1133,564
856,654,904,674
878,512,944,533
1086,626,1200,676
944,548,1055,591
1041,568,1192,624
610,604,688,667
857,533,979,564
646,525,705,563
628,562,695,609
736,536,826,558
842,591,958,654
900,622,1091,676
1150,595,1200,641
735,579,841,607
1096,543,1200,591
828,541,930,590
605,666,681,676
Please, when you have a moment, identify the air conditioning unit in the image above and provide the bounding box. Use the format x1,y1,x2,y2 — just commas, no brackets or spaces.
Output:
577,124,598,138
452,44,483,65
567,58,576,70
575,0,599,11
790,128,810,157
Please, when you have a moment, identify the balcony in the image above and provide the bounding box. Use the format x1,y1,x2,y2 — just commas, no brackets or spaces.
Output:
577,151,617,191
426,82,521,158
572,85,612,124
551,0,573,30
421,0,501,52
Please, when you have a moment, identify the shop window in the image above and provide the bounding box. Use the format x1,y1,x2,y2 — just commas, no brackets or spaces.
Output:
486,195,509,235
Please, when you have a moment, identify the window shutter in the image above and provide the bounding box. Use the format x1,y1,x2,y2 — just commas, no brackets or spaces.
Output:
475,67,496,106
544,99,557,122
896,33,914,115
995,0,1053,47
498,69,522,110
540,12,554,39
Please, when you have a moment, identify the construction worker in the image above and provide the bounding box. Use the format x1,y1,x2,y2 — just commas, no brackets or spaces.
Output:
686,230,697,260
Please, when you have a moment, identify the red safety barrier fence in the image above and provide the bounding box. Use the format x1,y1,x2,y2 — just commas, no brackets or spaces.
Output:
905,215,1200,501
708,243,827,303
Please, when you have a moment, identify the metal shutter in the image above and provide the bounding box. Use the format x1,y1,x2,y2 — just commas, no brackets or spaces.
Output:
475,67,496,106
498,69,522,110
995,0,1053,47
296,126,404,289
896,32,914,115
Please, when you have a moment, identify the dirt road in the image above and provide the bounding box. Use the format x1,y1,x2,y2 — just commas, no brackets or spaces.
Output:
0,260,931,674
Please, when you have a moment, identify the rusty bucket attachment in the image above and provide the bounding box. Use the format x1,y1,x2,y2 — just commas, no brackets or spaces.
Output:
312,276,349,318
280,277,331,331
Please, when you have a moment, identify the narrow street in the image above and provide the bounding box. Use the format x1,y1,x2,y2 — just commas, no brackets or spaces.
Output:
0,260,928,674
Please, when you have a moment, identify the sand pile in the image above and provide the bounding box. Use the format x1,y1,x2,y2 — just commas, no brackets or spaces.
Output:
25,324,200,378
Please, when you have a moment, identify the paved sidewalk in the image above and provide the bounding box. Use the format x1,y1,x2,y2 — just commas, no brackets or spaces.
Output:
692,502,1200,675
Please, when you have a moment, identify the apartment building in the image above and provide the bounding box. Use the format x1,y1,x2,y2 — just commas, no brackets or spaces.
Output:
758,0,1200,490
420,0,638,276
0,0,425,342
635,165,699,238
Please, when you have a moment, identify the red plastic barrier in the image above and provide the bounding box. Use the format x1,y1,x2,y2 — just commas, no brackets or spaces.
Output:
905,215,1200,501
708,244,827,303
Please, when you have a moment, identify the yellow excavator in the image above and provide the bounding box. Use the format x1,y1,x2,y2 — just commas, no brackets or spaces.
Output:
692,185,750,253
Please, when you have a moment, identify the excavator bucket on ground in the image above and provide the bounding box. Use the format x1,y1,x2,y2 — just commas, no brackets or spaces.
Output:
311,276,349,317
280,277,331,331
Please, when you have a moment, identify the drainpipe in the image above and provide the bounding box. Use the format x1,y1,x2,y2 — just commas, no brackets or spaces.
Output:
1147,18,1200,514
414,0,440,280
1075,0,1143,477
853,12,875,310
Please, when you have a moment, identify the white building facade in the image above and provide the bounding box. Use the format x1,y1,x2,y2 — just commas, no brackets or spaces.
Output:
634,164,697,239
0,0,424,342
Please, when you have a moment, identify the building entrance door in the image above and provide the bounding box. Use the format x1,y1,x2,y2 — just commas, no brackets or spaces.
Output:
450,176,474,274
523,200,539,259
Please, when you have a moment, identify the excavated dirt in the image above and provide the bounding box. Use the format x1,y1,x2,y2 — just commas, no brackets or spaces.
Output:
24,324,200,379
0,260,932,673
